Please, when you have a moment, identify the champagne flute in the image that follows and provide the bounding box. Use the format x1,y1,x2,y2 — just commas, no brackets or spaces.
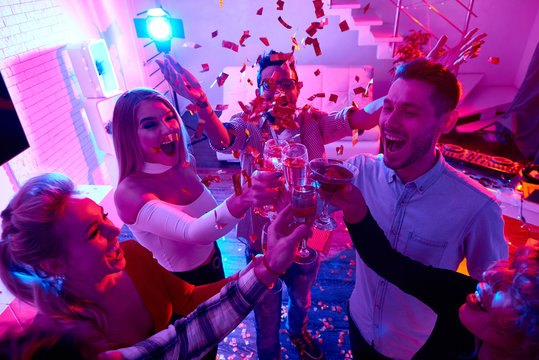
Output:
254,139,287,220
291,184,318,264
309,158,359,231
282,143,308,190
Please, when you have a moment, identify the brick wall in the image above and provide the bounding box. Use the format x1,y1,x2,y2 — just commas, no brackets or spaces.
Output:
0,0,110,188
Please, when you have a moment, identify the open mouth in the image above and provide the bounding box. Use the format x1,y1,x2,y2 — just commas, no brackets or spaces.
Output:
384,133,406,153
106,242,123,260
465,292,485,312
160,133,178,156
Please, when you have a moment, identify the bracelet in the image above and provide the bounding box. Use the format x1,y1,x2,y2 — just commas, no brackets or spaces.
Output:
262,255,283,276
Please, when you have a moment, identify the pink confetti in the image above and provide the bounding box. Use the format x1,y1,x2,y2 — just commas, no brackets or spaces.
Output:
216,72,229,87
222,40,239,52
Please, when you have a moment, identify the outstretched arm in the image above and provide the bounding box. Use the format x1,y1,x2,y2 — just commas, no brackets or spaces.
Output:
156,54,232,148
347,95,384,131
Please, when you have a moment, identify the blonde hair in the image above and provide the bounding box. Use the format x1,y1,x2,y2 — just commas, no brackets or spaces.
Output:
0,173,107,348
112,89,191,182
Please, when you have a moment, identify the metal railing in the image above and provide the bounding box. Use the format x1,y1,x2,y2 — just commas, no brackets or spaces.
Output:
391,0,477,57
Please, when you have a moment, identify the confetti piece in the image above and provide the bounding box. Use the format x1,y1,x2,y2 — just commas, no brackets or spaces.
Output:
220,0,223,9
276,0,284,11
222,40,239,52
308,37,322,56
256,7,263,15
232,174,242,195
339,20,349,32
245,145,260,158
249,233,258,243
215,104,229,111
314,69,320,76
306,23,320,37
278,16,292,29
216,72,229,87
181,188,191,196
363,2,371,14
270,52,293,62
182,161,190,168
232,149,241,159
238,101,249,113
329,94,338,103
488,56,500,64
182,41,202,49
239,31,251,47
313,0,324,18
247,79,254,86
353,86,366,95
291,36,300,50
185,103,198,115
259,37,270,46
336,144,344,155
355,75,360,82
352,128,359,147
202,174,222,187
241,170,252,187
200,63,209,72
240,62,247,73
212,30,218,38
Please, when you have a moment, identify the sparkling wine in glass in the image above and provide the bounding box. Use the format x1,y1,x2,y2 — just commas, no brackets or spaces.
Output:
309,158,359,231
291,184,318,264
254,139,287,220
282,143,308,189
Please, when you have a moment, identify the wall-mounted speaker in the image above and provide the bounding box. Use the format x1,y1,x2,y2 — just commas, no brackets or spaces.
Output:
67,39,120,98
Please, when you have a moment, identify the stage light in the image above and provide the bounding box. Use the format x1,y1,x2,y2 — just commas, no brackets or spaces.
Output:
133,7,184,54
146,8,172,41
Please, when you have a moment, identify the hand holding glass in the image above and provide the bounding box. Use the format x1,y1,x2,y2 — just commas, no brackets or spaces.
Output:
309,158,359,231
254,139,287,220
291,184,318,263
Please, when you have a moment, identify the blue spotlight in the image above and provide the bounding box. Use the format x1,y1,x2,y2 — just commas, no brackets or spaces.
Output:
133,8,184,54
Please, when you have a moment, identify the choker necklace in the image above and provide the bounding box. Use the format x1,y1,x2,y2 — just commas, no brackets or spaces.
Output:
142,162,173,174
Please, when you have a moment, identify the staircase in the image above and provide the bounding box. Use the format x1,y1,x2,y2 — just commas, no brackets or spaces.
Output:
324,0,515,119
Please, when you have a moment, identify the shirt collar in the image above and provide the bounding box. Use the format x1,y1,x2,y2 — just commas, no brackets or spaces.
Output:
385,149,445,193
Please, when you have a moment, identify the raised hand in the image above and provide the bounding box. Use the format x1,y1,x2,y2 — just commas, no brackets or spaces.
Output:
156,54,206,103
323,183,368,224
243,170,285,208
427,28,487,73
264,205,310,274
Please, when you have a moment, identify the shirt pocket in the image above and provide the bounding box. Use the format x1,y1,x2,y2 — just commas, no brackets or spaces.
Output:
403,233,448,266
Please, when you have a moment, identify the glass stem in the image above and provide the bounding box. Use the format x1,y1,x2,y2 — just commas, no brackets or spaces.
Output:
320,198,330,219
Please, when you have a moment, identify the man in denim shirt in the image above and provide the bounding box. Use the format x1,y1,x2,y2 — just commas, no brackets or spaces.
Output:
347,58,508,359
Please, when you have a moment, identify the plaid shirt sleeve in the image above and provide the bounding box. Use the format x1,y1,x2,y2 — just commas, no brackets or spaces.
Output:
100,268,269,360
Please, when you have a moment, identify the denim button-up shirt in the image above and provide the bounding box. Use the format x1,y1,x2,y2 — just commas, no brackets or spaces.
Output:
348,152,507,359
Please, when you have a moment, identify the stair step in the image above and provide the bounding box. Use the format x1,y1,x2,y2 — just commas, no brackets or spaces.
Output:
457,85,518,118
351,10,383,26
455,115,503,133
371,27,403,43
458,73,484,102
329,0,362,9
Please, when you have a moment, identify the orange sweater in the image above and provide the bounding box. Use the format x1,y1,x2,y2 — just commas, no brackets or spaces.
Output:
122,240,230,332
